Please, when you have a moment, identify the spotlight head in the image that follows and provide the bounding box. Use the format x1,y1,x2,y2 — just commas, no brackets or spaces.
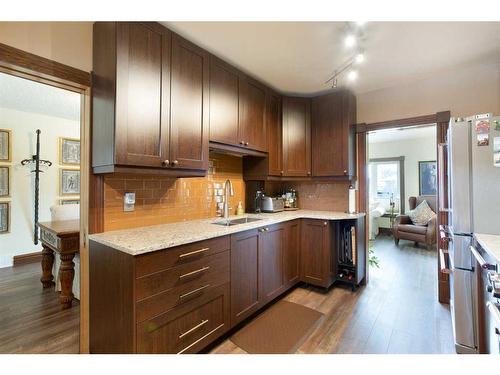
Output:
344,34,356,48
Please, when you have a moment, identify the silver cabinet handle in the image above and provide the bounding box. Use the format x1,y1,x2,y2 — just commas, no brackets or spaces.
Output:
178,319,209,339
178,247,209,259
470,246,496,271
487,302,500,329
179,266,210,280
179,284,210,300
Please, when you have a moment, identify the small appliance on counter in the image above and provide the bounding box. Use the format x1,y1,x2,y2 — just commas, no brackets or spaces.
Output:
260,196,285,213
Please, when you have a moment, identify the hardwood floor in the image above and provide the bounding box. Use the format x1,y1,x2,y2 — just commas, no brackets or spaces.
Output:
0,262,79,353
211,236,455,354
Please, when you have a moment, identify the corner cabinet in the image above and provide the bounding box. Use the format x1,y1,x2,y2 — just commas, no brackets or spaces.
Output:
312,90,357,177
92,22,209,175
282,96,312,177
266,91,283,176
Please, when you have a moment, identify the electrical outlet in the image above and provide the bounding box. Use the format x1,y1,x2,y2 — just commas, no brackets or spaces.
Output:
124,192,136,212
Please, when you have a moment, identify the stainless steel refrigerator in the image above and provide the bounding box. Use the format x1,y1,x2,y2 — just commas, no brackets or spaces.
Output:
443,113,500,353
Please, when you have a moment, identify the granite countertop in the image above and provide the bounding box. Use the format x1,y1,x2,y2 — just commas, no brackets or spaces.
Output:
474,233,500,264
89,210,365,256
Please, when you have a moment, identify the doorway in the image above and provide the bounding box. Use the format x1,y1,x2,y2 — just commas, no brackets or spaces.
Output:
0,53,90,352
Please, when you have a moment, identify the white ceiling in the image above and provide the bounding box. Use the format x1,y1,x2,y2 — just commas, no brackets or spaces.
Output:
368,124,436,143
0,72,80,121
164,22,500,95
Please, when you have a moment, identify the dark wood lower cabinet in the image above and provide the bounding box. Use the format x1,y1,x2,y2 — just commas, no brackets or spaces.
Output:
300,219,334,288
230,229,261,327
259,223,286,304
284,220,300,286
90,218,365,353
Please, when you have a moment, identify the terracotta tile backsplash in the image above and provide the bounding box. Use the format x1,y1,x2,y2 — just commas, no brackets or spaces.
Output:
103,153,245,231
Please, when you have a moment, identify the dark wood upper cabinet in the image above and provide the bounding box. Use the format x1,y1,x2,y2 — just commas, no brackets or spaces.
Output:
282,96,311,177
209,56,240,146
230,229,261,327
300,219,334,288
312,90,357,177
259,224,286,304
266,91,283,176
114,22,167,168
92,22,208,175
239,75,267,152
169,35,209,170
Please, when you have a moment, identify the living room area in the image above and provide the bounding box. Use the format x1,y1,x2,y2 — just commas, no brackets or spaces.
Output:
367,124,438,263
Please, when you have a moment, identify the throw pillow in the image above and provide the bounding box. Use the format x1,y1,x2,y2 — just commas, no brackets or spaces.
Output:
408,200,436,226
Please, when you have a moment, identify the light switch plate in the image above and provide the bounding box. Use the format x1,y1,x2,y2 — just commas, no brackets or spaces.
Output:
124,192,136,212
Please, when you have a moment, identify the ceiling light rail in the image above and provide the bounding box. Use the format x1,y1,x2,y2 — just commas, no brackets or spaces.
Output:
325,51,364,88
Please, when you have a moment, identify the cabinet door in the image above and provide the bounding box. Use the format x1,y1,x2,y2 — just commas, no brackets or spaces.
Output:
115,22,170,167
239,76,267,151
282,97,311,176
300,219,331,288
284,220,300,286
209,56,240,146
259,224,286,304
169,34,209,170
230,229,260,327
312,91,356,177
266,92,283,176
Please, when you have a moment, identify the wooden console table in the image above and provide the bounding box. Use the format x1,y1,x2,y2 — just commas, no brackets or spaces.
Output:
38,220,80,309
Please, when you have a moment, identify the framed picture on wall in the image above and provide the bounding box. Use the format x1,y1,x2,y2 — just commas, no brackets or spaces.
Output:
0,165,10,197
419,160,437,196
0,129,12,162
0,201,10,234
60,198,80,205
59,137,80,166
60,169,80,195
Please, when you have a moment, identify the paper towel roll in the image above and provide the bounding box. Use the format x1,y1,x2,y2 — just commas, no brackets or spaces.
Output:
348,186,356,214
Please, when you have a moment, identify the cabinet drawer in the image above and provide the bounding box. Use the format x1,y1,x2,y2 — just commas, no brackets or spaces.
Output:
136,250,229,301
136,262,229,322
136,236,230,277
137,284,229,353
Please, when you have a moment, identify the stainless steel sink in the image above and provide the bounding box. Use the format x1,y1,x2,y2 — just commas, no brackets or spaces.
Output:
213,217,263,226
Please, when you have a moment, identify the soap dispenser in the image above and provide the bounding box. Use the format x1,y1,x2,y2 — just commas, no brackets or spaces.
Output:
236,201,244,215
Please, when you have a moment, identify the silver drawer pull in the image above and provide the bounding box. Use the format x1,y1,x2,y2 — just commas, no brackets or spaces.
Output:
178,247,209,259
179,266,210,280
179,284,210,300
179,319,209,339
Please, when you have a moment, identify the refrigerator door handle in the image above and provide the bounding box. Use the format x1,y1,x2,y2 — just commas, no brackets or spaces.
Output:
470,246,497,271
438,142,450,212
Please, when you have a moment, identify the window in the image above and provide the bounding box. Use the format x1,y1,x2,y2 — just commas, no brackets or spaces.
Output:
369,157,405,213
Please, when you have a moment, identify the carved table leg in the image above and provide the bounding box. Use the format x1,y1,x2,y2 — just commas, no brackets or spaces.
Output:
40,245,55,288
59,253,76,309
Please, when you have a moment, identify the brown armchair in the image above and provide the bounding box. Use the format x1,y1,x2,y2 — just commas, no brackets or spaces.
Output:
393,195,437,250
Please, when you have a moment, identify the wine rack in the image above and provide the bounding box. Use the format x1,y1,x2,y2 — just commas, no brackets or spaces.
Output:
335,219,365,291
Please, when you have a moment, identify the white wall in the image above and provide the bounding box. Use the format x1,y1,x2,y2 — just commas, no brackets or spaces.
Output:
0,108,80,268
358,62,500,124
369,133,436,228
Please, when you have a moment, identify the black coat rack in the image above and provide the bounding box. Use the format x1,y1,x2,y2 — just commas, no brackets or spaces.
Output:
21,129,52,245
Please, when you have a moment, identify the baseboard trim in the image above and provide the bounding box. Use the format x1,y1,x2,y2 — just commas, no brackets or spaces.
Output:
13,251,42,266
